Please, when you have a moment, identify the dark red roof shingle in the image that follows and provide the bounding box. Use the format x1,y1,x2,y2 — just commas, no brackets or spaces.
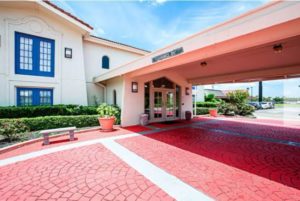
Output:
43,0,93,30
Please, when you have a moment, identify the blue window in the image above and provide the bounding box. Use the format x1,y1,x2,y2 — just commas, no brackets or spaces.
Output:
102,55,109,69
15,32,55,77
17,88,53,106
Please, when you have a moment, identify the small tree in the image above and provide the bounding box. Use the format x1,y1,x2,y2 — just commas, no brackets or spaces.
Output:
218,90,254,116
227,90,249,104
273,97,284,104
205,93,221,103
205,93,215,102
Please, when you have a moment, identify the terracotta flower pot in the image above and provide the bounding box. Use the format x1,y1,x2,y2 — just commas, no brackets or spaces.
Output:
98,117,115,131
209,109,218,117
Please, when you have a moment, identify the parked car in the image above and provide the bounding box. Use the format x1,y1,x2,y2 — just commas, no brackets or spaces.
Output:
260,102,273,109
267,102,275,109
248,102,260,109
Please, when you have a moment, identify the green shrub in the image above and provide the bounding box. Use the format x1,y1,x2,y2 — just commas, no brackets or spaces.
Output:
0,105,98,119
217,91,254,116
205,94,216,102
196,102,218,108
273,97,284,104
0,120,29,142
0,115,100,141
237,103,255,116
227,90,249,104
218,101,254,116
22,115,100,131
218,101,238,115
204,94,221,103
196,108,209,115
97,103,121,124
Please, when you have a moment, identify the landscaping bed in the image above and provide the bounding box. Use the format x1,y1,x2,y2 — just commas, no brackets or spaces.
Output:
0,115,100,147
0,103,121,148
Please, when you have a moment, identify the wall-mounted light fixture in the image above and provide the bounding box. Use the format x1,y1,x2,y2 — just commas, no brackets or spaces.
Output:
65,48,72,58
185,87,190,95
200,61,207,67
273,44,283,53
132,82,138,93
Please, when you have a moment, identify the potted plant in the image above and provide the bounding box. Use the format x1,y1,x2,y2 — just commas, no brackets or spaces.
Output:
209,108,218,117
97,103,120,131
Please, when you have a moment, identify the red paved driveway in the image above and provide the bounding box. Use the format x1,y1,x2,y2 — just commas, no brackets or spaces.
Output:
0,144,172,201
118,120,300,201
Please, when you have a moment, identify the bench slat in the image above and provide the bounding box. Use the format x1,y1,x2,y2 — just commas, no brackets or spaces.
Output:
40,127,76,134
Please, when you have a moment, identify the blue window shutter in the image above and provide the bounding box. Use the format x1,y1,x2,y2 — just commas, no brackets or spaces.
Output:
15,32,55,77
15,32,20,74
33,37,39,76
102,56,110,69
16,88,21,106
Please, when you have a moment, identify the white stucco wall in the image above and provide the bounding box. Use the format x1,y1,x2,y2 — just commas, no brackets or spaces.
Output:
0,5,88,106
121,71,192,126
105,76,124,108
83,41,144,105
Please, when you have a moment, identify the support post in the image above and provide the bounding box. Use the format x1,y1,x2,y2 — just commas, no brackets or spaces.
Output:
259,81,263,102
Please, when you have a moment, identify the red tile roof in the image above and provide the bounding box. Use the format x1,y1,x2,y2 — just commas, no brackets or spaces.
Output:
43,0,93,30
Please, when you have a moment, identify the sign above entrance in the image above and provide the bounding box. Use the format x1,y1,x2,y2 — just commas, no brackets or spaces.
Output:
152,47,184,63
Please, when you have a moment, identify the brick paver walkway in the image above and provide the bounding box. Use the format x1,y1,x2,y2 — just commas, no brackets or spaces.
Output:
118,121,300,201
0,144,172,201
0,117,300,201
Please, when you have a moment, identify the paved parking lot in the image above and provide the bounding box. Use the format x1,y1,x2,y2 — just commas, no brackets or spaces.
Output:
254,106,300,121
0,117,300,201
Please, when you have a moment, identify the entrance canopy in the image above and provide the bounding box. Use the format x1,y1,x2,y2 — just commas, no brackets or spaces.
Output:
94,1,300,85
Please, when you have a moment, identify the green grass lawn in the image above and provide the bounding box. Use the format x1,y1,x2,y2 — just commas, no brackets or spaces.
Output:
275,104,300,108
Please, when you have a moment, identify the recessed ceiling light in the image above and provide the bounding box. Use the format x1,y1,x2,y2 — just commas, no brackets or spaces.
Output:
273,44,283,53
200,61,207,67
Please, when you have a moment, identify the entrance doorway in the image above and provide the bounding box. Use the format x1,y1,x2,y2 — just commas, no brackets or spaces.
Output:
145,77,181,122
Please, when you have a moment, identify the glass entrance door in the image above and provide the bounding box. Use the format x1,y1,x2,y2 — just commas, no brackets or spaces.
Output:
153,91,163,121
151,90,175,121
147,77,180,122
165,91,175,120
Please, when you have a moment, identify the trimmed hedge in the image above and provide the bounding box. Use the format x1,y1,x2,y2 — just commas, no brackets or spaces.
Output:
0,115,99,141
196,108,209,115
196,102,218,108
0,105,98,119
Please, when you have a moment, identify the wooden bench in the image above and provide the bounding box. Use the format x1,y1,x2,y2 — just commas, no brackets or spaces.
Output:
40,127,76,145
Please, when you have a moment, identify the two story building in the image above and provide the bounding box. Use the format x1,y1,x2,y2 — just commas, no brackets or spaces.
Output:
0,1,149,108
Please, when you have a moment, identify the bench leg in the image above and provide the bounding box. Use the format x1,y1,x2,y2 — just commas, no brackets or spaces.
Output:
69,130,75,141
43,133,50,145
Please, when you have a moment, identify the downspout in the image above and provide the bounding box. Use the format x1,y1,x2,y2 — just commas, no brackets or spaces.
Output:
95,82,107,103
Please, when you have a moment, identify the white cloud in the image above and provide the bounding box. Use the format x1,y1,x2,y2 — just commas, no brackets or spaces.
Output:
92,26,106,36
154,0,167,4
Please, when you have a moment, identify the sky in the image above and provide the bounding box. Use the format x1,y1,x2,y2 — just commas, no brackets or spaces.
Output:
204,78,300,98
53,0,300,98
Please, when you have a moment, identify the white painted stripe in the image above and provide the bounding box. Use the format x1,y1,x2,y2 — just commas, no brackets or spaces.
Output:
0,133,139,167
102,140,213,201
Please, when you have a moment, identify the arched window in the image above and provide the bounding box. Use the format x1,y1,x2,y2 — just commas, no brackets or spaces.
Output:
113,90,117,106
102,56,110,69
